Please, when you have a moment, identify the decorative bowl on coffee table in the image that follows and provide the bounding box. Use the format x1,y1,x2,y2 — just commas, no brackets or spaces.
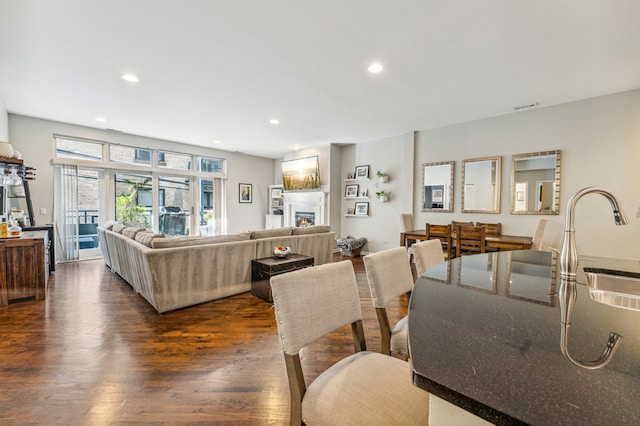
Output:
273,246,292,258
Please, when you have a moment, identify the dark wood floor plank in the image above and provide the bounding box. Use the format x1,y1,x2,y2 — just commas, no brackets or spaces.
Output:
0,253,409,424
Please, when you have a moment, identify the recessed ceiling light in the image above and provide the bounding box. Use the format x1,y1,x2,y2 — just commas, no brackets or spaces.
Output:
269,119,279,125
95,116,107,123
368,62,383,73
121,73,139,83
212,140,221,144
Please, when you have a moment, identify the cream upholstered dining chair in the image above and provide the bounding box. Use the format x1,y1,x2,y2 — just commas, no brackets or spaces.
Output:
400,213,421,264
400,213,414,232
531,218,563,251
270,260,429,425
363,247,415,358
413,239,446,277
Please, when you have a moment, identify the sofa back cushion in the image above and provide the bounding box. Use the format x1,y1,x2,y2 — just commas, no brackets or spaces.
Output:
112,223,127,234
150,232,251,249
250,227,292,239
122,226,146,239
135,231,165,247
291,225,331,235
102,220,119,231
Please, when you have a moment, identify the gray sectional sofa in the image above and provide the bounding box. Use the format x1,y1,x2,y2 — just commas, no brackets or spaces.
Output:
97,223,336,313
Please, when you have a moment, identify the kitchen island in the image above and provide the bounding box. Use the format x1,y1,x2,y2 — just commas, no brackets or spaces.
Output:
409,250,640,425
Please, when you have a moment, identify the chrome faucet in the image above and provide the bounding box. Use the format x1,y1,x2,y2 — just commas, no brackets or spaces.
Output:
558,187,629,369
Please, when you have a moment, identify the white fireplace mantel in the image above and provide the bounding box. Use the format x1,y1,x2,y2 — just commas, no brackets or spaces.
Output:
283,191,327,227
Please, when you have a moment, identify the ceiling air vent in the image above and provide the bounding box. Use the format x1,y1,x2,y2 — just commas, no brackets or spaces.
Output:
513,102,539,111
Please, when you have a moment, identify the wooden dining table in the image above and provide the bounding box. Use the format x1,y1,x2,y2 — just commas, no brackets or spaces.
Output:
400,229,532,251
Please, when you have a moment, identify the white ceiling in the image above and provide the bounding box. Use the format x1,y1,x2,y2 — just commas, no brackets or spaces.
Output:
1,1,639,159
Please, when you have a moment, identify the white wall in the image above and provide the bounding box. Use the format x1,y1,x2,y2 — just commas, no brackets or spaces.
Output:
414,89,640,260
339,133,414,253
0,95,8,141
8,114,275,233
7,89,640,260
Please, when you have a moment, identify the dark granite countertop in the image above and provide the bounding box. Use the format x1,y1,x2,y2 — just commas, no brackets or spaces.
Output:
408,250,640,425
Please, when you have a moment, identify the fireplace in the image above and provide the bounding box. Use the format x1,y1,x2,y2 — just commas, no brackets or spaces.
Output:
284,191,327,227
295,211,315,227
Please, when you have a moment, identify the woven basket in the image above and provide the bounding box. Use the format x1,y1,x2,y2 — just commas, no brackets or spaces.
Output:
0,142,14,158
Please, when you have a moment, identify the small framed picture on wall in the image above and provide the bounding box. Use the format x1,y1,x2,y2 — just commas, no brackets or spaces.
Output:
354,201,369,216
345,184,359,198
239,183,252,203
354,165,370,179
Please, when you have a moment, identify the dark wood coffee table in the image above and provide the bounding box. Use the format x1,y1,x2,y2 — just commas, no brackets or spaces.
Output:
251,254,314,302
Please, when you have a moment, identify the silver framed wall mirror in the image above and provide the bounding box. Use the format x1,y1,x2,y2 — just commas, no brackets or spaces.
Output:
422,161,454,212
461,156,501,214
510,150,561,215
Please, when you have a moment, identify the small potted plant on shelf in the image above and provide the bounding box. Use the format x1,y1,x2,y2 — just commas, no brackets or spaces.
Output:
376,189,391,203
376,170,389,183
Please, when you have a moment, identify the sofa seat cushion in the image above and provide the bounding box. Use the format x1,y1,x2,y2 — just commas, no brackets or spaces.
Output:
150,232,251,249
291,225,331,235
250,227,292,239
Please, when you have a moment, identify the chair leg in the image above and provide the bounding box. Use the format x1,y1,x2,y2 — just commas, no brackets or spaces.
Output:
375,308,392,356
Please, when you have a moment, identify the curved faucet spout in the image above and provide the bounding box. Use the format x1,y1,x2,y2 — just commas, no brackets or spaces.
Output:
558,187,628,369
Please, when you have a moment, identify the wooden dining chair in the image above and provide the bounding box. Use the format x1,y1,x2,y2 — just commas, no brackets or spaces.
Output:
426,223,453,259
412,239,446,277
270,261,429,425
363,247,415,358
455,224,486,257
476,222,502,236
451,220,474,228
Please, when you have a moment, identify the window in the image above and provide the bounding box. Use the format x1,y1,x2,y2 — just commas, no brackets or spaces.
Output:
111,146,151,166
159,151,191,170
55,137,103,161
159,175,191,236
197,156,224,174
115,173,153,228
54,136,227,237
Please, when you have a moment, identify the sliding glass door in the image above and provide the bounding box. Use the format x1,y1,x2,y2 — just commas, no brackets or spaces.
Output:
114,173,153,229
158,175,190,236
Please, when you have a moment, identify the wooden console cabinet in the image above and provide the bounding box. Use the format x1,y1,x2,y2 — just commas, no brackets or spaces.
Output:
0,230,48,306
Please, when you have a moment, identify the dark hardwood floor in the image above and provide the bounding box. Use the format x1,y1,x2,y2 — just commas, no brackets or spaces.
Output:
0,253,409,425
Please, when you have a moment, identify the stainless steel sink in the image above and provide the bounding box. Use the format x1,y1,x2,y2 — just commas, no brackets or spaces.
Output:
584,269,640,311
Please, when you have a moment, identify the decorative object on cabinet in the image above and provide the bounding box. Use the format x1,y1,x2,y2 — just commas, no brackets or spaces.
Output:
354,201,369,216
510,150,561,215
422,161,454,212
354,164,370,179
271,187,282,199
265,184,284,229
0,157,36,226
268,184,284,215
239,183,252,203
461,156,501,214
345,184,359,198
376,170,389,183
